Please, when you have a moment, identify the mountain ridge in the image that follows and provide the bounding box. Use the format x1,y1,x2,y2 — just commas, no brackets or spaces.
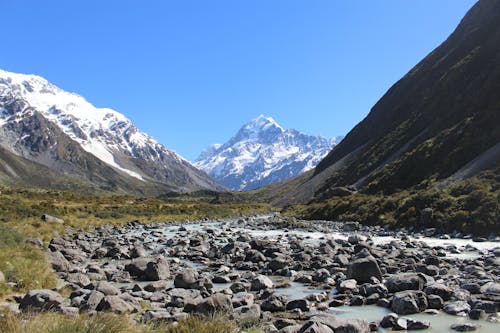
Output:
195,115,342,190
0,69,224,194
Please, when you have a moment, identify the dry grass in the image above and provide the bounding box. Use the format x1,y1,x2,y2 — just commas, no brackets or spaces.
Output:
0,312,262,333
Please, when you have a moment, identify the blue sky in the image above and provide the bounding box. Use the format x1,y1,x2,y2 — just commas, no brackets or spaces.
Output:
1,0,476,160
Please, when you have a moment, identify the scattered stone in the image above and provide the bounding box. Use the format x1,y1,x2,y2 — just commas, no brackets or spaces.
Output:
19,290,64,312
96,295,134,314
444,301,471,315
347,256,382,283
174,268,199,289
385,273,426,293
195,293,233,315
391,291,428,314
250,275,274,291
450,323,480,331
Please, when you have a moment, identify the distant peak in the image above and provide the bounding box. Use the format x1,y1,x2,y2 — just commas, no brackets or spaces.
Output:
244,114,284,132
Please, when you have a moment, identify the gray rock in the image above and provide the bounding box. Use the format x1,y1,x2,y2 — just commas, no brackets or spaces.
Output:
195,293,233,315
66,273,91,287
310,314,370,333
391,291,427,314
444,301,471,315
338,279,357,292
479,282,500,301
47,251,73,272
82,290,104,311
385,273,426,293
96,295,134,314
261,295,286,312
286,299,310,312
251,275,274,291
232,304,261,323
424,283,453,301
380,313,398,328
232,292,254,308
174,268,199,289
96,281,120,296
347,256,382,283
471,300,497,313
0,271,4,283
427,294,444,309
450,323,479,331
19,289,64,312
298,321,334,333
468,309,486,320
144,281,169,292
41,214,64,224
145,257,169,281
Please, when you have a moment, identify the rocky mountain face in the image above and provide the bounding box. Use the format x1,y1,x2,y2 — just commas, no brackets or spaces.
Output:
0,69,224,194
195,115,342,190
263,0,500,206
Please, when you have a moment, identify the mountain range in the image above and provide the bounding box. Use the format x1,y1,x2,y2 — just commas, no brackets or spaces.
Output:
256,0,499,233
194,115,342,190
0,69,223,194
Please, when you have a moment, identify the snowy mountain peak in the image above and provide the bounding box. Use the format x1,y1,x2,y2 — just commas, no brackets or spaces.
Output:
195,115,343,190
244,114,284,132
0,68,223,192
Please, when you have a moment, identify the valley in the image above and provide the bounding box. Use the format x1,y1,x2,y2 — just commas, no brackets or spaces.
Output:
0,0,499,332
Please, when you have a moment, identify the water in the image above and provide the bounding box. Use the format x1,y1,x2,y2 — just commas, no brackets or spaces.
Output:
333,305,499,332
119,219,499,331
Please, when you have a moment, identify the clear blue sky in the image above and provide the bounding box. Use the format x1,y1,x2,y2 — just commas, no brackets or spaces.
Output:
1,0,477,160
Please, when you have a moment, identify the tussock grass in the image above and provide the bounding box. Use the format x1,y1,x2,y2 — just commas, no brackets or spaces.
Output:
164,314,239,333
0,312,163,333
0,225,56,297
0,312,263,333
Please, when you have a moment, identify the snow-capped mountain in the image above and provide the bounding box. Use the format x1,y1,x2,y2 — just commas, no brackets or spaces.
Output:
0,68,223,193
194,115,343,190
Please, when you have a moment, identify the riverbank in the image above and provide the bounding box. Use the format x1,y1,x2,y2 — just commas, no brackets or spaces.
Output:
3,214,498,332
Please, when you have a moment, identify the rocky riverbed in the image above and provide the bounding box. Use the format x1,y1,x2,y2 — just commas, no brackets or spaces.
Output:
10,214,500,332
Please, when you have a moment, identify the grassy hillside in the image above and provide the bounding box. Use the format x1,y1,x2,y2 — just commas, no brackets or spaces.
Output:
283,168,499,235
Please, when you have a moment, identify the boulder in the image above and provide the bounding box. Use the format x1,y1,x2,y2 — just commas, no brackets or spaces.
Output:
41,214,64,224
424,283,453,301
347,256,382,283
299,321,334,333
96,295,134,314
286,299,310,312
444,301,471,315
0,271,4,283
195,293,233,315
82,290,104,311
479,282,500,301
250,275,274,291
19,289,64,312
96,281,120,296
145,257,169,281
232,304,261,323
391,291,427,315
174,268,199,289
385,273,426,293
310,314,370,333
450,323,479,332
261,295,286,312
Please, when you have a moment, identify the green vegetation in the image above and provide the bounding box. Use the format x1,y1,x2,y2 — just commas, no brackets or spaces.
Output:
0,225,57,297
285,170,499,235
0,186,270,242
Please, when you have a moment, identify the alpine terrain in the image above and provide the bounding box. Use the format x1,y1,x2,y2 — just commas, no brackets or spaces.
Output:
259,0,499,233
0,69,224,194
195,115,342,190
